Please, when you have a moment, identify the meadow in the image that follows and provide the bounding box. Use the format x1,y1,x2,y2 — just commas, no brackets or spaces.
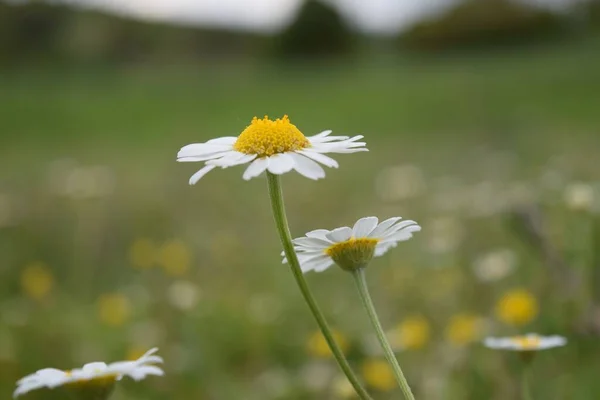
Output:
1,38,600,399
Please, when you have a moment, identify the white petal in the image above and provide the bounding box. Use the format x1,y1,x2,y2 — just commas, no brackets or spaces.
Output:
323,147,369,154
126,365,164,381
266,153,295,175
326,227,352,243
17,369,64,385
309,130,332,139
292,237,331,249
383,220,419,237
14,381,44,397
206,136,237,145
374,243,394,257
305,229,332,241
352,217,379,238
282,249,324,260
313,259,334,272
380,227,421,244
81,362,108,372
207,152,256,168
177,151,230,162
243,158,270,180
178,143,233,157
309,136,368,154
297,150,339,168
300,255,332,273
189,165,216,185
297,252,329,265
309,135,350,143
368,217,402,238
289,153,325,180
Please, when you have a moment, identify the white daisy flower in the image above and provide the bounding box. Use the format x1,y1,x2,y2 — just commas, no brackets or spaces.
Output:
283,216,421,273
14,348,163,398
483,334,567,351
177,115,367,184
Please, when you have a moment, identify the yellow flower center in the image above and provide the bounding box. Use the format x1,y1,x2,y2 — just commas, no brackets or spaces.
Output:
495,288,538,326
361,360,396,392
233,115,310,157
306,329,349,358
393,315,431,350
325,238,379,271
511,336,541,350
445,314,484,346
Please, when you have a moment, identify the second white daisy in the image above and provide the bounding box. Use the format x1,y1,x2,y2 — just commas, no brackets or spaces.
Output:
484,334,567,351
14,348,164,398
283,216,421,273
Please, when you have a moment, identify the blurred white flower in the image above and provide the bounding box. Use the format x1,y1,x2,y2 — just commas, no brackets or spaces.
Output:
430,176,466,213
47,160,115,199
426,216,463,255
472,249,517,283
247,293,283,325
331,375,356,398
256,367,293,397
129,321,164,350
14,348,163,397
505,181,537,206
484,334,566,351
564,182,595,211
300,361,335,392
177,115,367,184
375,164,426,202
283,216,421,273
166,280,201,311
539,168,565,191
467,181,504,218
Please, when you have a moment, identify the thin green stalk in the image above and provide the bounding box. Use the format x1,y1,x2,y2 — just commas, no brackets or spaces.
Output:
352,268,415,400
521,366,533,400
266,173,372,400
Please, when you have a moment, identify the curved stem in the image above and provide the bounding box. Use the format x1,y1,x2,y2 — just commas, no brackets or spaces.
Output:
266,173,372,400
521,366,533,400
352,268,415,400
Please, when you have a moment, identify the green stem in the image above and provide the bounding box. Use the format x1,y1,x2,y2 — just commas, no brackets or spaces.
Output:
266,173,372,400
352,268,415,400
521,366,533,400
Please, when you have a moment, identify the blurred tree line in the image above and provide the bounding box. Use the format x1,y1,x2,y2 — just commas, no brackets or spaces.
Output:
1,0,600,65
399,0,600,51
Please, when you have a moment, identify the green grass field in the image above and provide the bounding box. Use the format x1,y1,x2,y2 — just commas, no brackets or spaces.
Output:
1,40,600,399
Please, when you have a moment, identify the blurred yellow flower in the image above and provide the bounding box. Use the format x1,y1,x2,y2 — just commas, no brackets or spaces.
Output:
129,238,157,269
158,239,191,276
361,359,395,392
20,262,54,301
97,293,131,327
332,376,356,398
495,288,538,326
306,329,349,358
445,313,485,346
391,315,430,350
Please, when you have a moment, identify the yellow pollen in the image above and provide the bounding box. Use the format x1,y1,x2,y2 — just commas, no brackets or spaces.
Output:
325,238,379,271
233,115,309,157
511,336,541,350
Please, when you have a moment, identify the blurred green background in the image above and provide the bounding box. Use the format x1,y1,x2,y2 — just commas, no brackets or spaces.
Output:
1,0,600,399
